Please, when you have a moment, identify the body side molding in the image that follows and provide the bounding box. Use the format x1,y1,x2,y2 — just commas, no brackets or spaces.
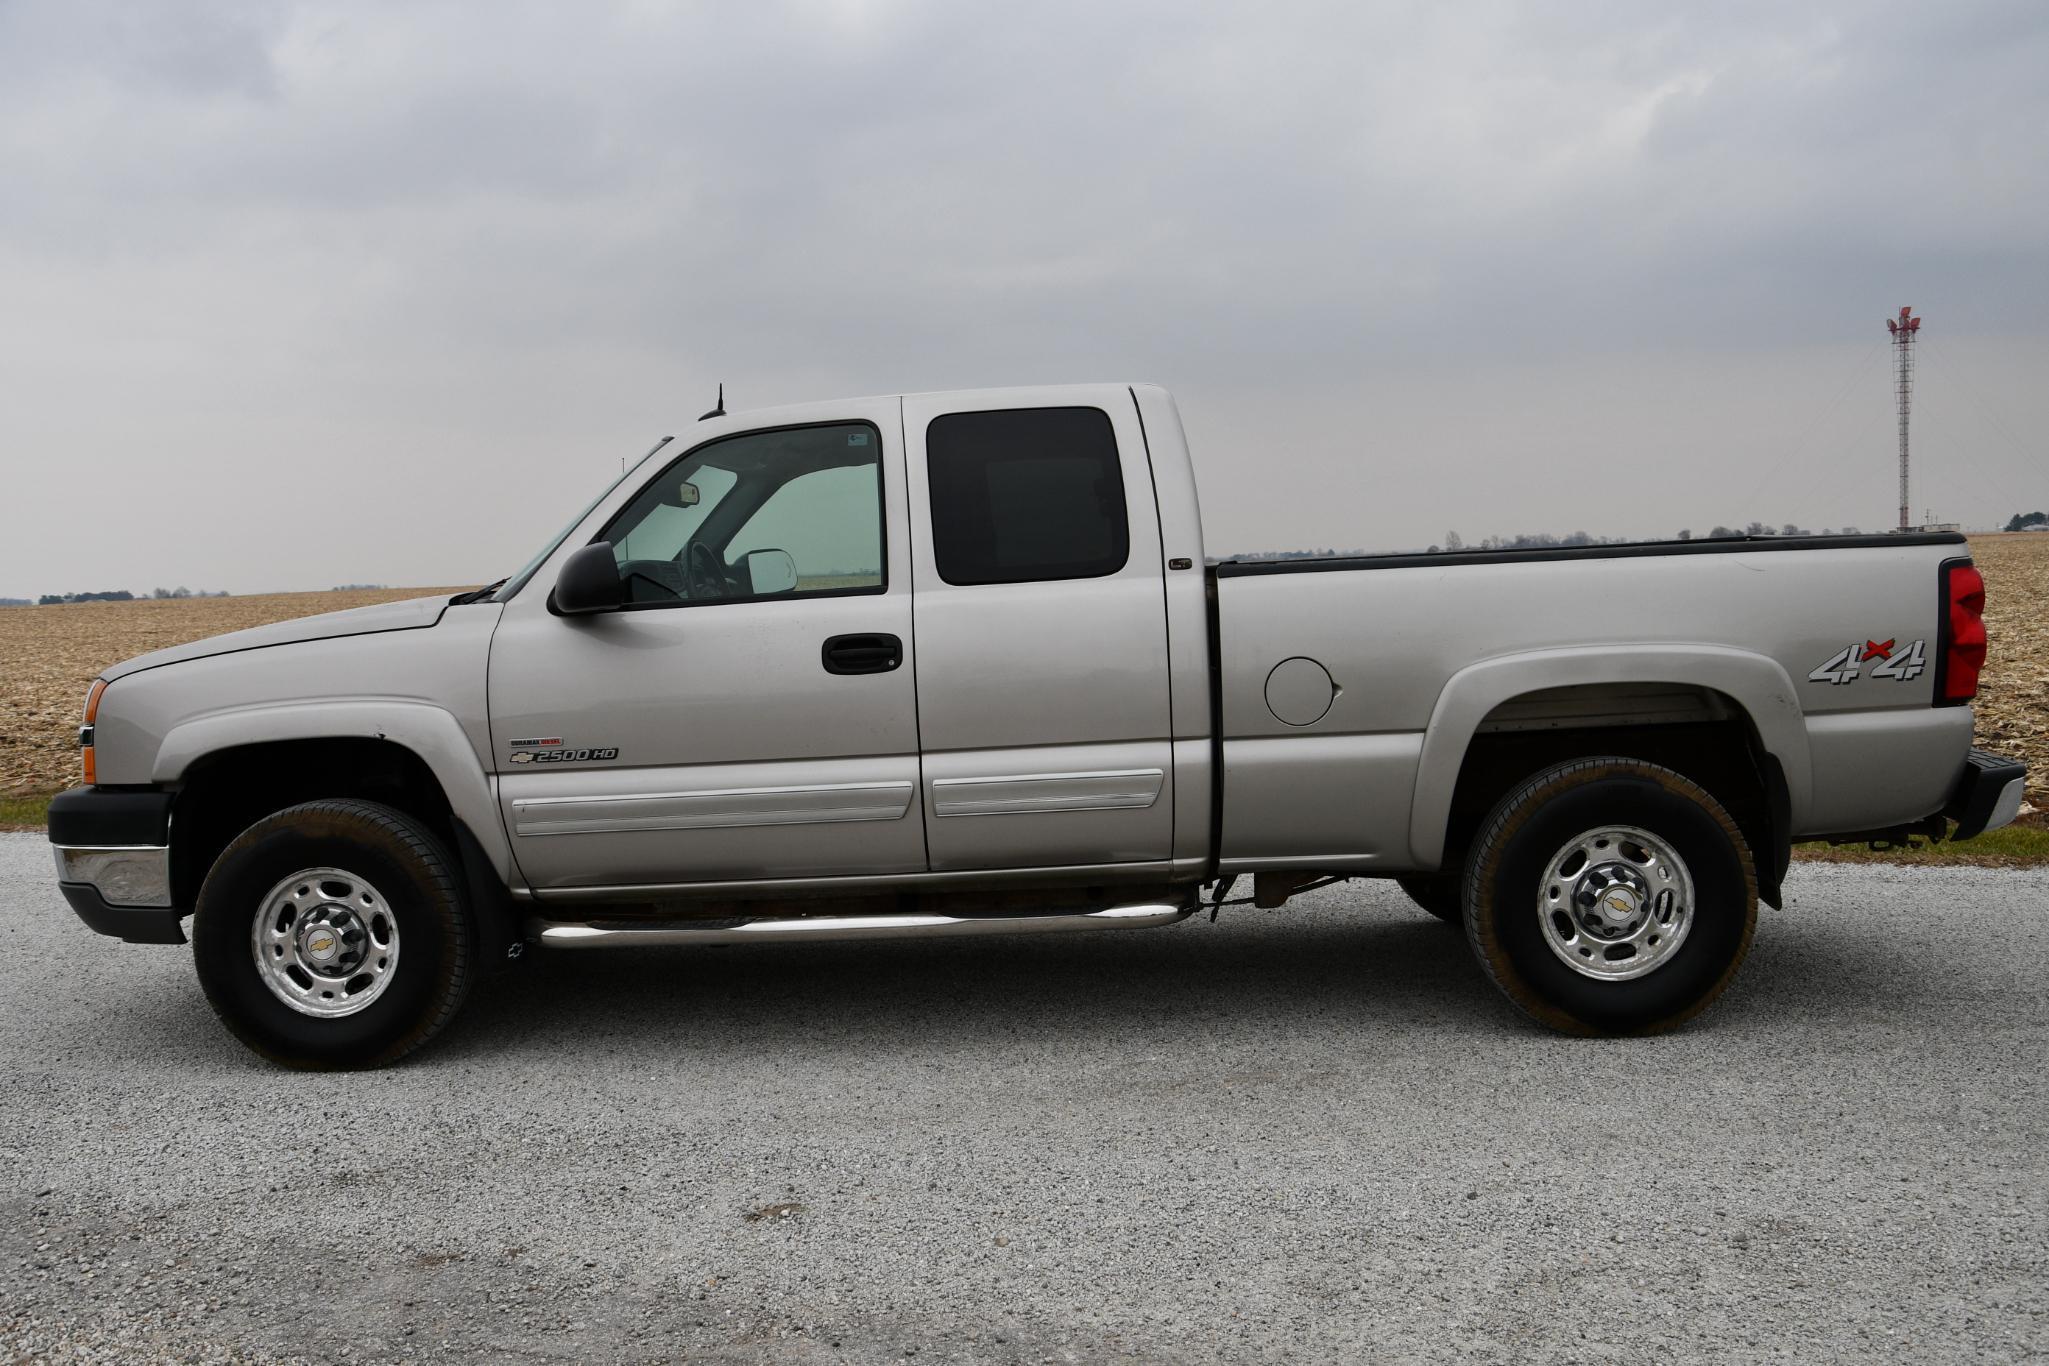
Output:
512,781,915,837
930,769,1164,817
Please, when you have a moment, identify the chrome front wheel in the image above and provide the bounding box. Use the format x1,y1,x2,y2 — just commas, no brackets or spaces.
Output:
194,800,472,1069
251,867,402,1017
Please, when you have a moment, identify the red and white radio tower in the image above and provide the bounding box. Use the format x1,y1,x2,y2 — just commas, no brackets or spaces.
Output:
1886,306,1921,532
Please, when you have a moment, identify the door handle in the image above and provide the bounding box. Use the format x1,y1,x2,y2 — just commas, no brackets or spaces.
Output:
822,633,903,675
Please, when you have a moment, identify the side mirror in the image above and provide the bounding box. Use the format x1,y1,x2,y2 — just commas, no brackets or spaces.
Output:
744,548,798,595
550,542,625,616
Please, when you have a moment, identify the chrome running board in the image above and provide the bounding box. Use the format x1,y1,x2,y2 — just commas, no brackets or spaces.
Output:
528,901,1192,950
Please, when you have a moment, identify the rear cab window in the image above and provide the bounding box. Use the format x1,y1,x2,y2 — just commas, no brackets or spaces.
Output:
924,407,1129,585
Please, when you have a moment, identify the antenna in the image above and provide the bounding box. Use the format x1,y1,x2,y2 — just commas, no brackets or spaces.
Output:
699,382,726,422
1885,307,1920,531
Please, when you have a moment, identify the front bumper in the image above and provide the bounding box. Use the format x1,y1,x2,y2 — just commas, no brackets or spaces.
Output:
47,786,185,945
57,876,185,945
1945,749,2028,841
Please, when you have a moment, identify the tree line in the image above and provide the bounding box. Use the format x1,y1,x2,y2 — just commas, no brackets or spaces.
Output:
1423,522,1862,553
27,587,230,605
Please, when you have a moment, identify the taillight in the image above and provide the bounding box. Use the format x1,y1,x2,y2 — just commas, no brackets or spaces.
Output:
80,678,106,785
1937,561,1986,705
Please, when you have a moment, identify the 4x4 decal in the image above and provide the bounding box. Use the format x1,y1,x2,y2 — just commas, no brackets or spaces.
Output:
1809,638,1926,686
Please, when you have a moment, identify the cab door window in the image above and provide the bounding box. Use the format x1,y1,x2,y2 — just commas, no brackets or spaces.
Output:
599,422,885,606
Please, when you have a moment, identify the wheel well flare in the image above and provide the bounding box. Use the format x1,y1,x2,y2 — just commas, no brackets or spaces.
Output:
1439,685,1785,905
169,738,456,909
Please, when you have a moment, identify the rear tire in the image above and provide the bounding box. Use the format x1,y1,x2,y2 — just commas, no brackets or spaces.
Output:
1396,874,1462,923
192,800,473,1069
1463,757,1756,1035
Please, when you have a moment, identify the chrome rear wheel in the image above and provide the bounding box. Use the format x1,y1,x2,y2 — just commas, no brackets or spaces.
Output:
1463,757,1756,1035
1536,826,1694,981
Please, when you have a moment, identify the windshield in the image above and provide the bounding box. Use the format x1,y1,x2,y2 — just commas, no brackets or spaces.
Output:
492,438,670,601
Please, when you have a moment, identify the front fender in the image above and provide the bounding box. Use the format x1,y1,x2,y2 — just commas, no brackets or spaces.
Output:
1407,643,1811,868
152,700,512,883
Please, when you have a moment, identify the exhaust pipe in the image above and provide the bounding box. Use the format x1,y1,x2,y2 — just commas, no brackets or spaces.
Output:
528,901,1192,950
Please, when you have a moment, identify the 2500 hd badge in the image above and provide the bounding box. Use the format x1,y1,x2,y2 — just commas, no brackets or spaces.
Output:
507,743,619,765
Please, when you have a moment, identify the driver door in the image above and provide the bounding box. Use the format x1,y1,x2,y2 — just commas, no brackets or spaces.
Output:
487,402,926,891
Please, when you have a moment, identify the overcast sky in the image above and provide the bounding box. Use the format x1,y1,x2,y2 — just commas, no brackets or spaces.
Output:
2,0,2045,597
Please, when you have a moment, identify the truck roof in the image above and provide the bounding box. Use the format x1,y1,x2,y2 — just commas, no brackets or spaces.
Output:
687,382,1155,430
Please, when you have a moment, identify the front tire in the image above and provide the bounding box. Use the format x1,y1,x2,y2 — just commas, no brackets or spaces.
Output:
192,800,473,1069
1463,758,1756,1035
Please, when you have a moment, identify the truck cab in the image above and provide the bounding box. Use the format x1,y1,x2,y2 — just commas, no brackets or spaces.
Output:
490,385,1210,895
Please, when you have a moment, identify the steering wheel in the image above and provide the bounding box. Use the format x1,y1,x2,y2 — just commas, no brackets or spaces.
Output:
684,540,728,601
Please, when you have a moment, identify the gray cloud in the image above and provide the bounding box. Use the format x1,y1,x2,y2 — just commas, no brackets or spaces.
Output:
1,0,2044,596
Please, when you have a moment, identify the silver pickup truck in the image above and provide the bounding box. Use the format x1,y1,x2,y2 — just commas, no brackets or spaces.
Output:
49,384,2027,1067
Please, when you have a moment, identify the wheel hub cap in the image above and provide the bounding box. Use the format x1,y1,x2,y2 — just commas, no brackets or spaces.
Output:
1537,826,1695,981
296,911,360,969
1584,867,1647,930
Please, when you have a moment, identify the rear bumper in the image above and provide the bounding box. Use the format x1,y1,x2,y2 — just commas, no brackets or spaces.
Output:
47,786,185,945
1945,749,2028,841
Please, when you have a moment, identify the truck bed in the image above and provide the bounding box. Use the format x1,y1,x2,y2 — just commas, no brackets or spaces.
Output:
1210,530,1974,874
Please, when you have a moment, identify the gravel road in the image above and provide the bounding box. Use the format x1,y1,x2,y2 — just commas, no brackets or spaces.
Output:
2,832,2043,1364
